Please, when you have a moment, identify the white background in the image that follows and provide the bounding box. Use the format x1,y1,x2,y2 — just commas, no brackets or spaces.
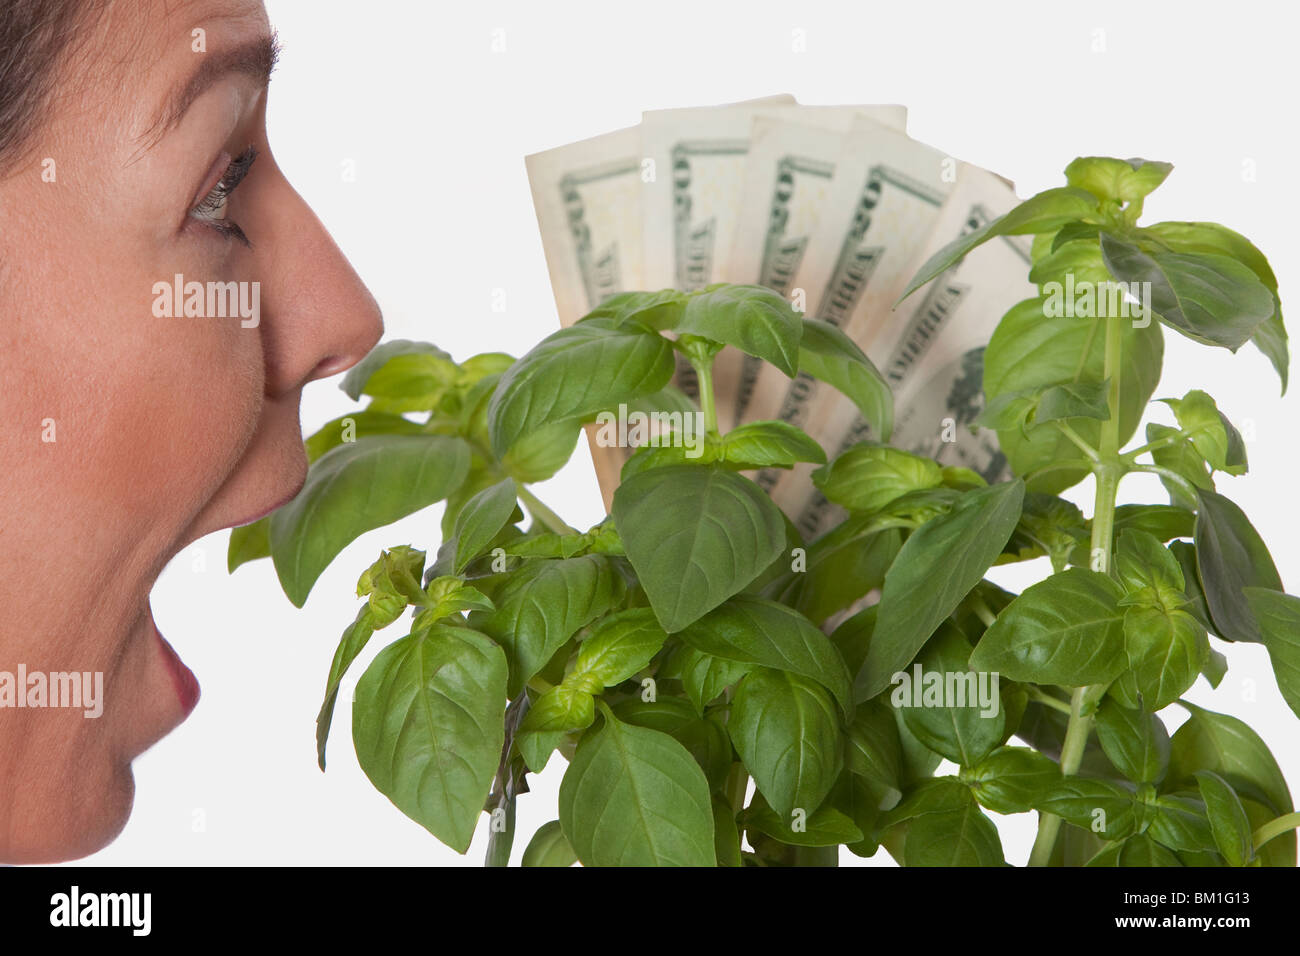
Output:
78,0,1299,865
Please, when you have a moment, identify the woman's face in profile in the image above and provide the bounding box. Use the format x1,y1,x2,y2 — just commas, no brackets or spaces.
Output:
0,0,382,862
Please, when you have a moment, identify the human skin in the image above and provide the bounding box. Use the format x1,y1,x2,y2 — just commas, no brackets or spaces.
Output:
0,0,382,862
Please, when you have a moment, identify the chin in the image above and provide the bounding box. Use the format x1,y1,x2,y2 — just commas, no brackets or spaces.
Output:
5,758,136,864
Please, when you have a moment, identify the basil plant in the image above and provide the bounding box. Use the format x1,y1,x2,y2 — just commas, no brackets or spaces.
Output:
230,156,1300,867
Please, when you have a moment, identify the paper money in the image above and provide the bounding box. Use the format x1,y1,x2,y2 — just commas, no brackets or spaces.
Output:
741,116,955,465
783,168,1036,540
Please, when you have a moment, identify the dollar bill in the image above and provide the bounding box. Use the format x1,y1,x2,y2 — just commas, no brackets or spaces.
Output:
715,113,895,430
641,101,905,404
740,116,955,464
783,168,1036,540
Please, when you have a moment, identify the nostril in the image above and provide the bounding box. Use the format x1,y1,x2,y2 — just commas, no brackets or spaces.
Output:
308,355,354,380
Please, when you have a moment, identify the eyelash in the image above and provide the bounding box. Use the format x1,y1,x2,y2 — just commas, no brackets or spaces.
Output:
190,146,258,247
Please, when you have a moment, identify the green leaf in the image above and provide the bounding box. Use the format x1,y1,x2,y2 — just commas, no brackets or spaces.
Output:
488,318,675,458
676,284,802,377
614,466,785,633
1147,423,1213,509
1194,488,1283,642
1094,700,1170,786
898,187,1100,302
728,668,844,818
1029,240,1112,288
501,419,582,484
521,820,578,867
719,421,826,469
315,605,376,770
1161,390,1247,474
1115,529,1186,602
967,746,1061,815
1113,504,1196,544
677,596,853,718
612,697,732,792
351,625,507,853
446,478,517,575
812,443,942,515
1032,777,1137,840
1033,379,1110,424
516,685,596,773
845,699,903,800
969,568,1126,685
303,410,429,463
1064,156,1173,204
1099,233,1275,350
983,296,1163,494
859,480,1024,701
881,776,973,827
742,791,864,847
1167,702,1293,818
269,436,471,607
572,608,668,689
903,793,1004,866
795,319,894,440
583,288,688,330
1194,771,1254,867
1113,604,1205,711
1243,588,1300,720
558,706,715,867
340,340,456,406
895,624,1004,767
1147,794,1216,853
227,518,270,573
472,554,625,696
775,518,901,626
661,644,749,714
1087,834,1183,867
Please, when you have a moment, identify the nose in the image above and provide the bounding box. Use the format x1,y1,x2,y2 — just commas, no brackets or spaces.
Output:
255,184,384,396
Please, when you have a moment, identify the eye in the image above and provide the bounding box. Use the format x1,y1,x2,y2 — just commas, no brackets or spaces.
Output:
190,146,258,246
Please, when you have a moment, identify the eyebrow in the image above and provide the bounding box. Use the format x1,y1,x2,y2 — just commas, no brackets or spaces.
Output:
136,32,280,151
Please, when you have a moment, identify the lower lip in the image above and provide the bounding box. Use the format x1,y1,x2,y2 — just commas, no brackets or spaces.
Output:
151,616,201,715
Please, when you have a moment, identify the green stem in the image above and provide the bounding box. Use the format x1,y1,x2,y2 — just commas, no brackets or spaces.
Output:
1028,313,1125,868
1253,811,1300,851
517,485,577,535
970,596,998,630
484,797,515,867
690,355,721,437
1053,421,1101,462
725,763,749,815
1122,429,1190,462
1130,463,1201,504
1026,686,1073,715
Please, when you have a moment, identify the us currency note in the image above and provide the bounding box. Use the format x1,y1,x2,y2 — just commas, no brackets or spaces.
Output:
741,116,955,466
784,169,1036,540
715,114,880,430
640,101,905,405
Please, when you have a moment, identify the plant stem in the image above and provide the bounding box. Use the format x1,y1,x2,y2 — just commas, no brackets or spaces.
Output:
1253,811,1300,851
1026,686,1073,715
1053,421,1101,462
1130,463,1201,504
1028,313,1126,867
690,355,721,437
517,485,577,535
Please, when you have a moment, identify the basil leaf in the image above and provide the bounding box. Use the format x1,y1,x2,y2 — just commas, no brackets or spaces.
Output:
352,625,507,853
1087,834,1183,867
227,517,270,573
713,797,743,867
445,478,517,575
303,410,428,462
340,340,456,406
612,696,732,791
1242,588,1300,720
895,624,1005,767
1167,702,1294,818
1029,240,1112,288
559,708,715,867
1113,604,1205,711
903,793,1004,867
614,466,785,633
315,605,376,770
1033,379,1110,424
1161,390,1247,474
719,420,826,469
501,419,582,483
488,318,675,458
967,746,1061,815
1113,503,1196,543
845,698,903,800
572,607,668,688
676,284,802,377
812,443,942,515
1147,794,1216,853
472,554,625,696
970,568,1126,685
1064,156,1173,204
1147,423,1214,509
796,319,893,440
582,289,688,331
516,685,596,773
859,480,1024,701
1115,529,1186,600
729,668,844,818
775,519,901,626
270,435,471,607
1099,233,1275,350
742,791,864,847
1194,771,1254,867
660,644,750,714
898,187,1100,301
1094,701,1170,786
1032,778,1138,840
1194,488,1283,642
521,820,577,868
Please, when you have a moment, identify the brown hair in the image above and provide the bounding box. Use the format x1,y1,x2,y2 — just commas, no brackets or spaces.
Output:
0,0,98,171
